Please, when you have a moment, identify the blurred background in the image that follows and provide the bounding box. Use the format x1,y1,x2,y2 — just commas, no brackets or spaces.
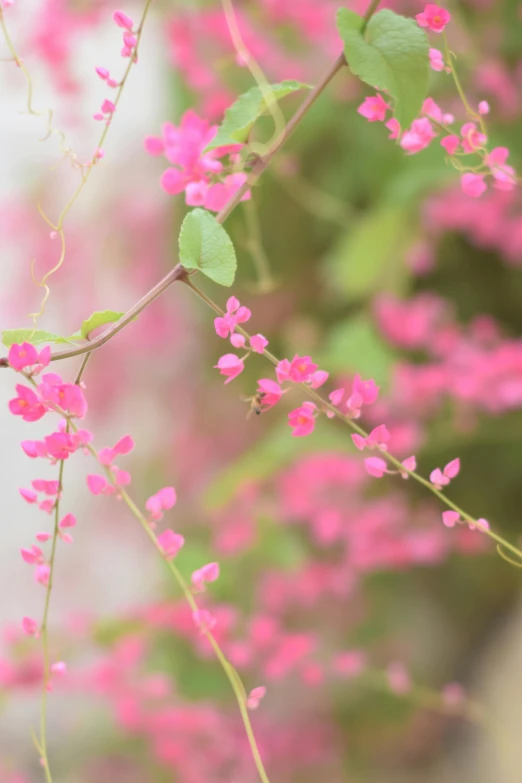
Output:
1,0,522,781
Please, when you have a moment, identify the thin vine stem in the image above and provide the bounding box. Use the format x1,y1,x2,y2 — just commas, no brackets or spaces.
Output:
182,276,522,568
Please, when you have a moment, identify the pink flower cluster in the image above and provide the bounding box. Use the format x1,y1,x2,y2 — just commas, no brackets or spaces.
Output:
145,111,251,212
357,90,517,198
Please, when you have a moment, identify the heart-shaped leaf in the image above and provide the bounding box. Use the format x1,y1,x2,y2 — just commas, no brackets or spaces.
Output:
179,208,237,287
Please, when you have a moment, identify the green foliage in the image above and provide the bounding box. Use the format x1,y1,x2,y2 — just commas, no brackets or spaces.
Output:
319,313,395,388
204,80,311,151
73,310,127,339
1,329,77,347
336,8,429,128
179,208,237,286
325,205,412,301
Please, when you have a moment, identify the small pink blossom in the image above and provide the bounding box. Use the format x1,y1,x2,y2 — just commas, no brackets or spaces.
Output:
247,686,266,710
429,48,445,71
288,402,317,437
460,122,487,153
400,118,436,155
193,609,216,633
192,562,220,591
86,474,109,495
461,173,487,198
113,10,134,29
146,487,177,521
478,100,490,115
399,456,417,478
230,333,246,348
385,118,401,139
442,510,460,528
416,4,451,33
364,457,388,478
157,529,184,559
257,379,284,409
278,354,319,384
430,458,460,489
51,661,67,675
95,66,109,80
351,425,390,451
22,617,39,637
357,94,390,122
469,517,490,532
8,342,39,371
309,370,329,389
440,135,460,155
9,385,47,422
250,334,268,354
21,545,43,565
59,513,76,529
36,532,52,542
99,435,135,466
35,564,50,586
485,147,517,191
101,99,116,114
214,354,244,384
20,488,38,504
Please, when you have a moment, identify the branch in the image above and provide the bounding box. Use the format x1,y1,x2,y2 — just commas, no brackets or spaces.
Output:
0,53,346,368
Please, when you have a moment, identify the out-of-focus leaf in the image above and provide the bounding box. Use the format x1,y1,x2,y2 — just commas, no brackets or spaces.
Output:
319,314,395,388
1,329,77,347
73,310,127,340
204,81,311,151
325,205,412,300
336,8,429,128
179,208,237,286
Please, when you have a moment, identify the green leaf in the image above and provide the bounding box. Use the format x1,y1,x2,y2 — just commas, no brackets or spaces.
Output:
324,205,413,301
337,8,429,128
178,208,237,287
73,310,126,340
204,80,311,152
1,329,77,348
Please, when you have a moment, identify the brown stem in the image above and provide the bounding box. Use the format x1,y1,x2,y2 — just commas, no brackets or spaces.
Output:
1,53,346,367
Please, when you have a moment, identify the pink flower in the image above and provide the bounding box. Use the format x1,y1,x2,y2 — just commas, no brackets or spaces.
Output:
51,661,67,675
461,173,486,198
400,118,436,155
399,456,417,478
101,99,116,114
19,488,38,504
357,94,390,122
113,10,134,29
86,474,109,495
460,122,487,153
214,354,244,384
21,545,43,565
469,517,490,532
250,334,268,354
430,458,460,489
8,342,38,371
247,686,266,710
385,118,401,139
146,486,177,521
364,457,388,478
191,562,220,591
35,564,50,586
9,385,47,422
32,479,60,495
22,616,39,637
416,4,451,33
351,424,390,451
36,532,52,542
230,333,246,348
485,147,516,191
478,100,490,115
99,434,135,466
95,66,109,80
422,97,443,123
288,402,317,437
429,48,445,71
440,135,460,155
59,513,76,529
442,510,460,527
193,609,216,633
157,529,184,559
309,370,329,389
281,354,318,383
346,374,379,417
257,379,284,409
